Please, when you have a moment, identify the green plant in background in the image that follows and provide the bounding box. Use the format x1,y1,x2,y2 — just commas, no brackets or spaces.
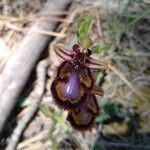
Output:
87,0,150,58
91,45,110,54
38,103,68,149
93,1,150,150
93,143,103,150
96,101,123,123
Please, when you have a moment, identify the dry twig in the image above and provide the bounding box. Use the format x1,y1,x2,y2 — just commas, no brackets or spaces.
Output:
17,130,48,150
6,59,49,150
0,0,68,134
107,63,147,102
1,22,66,38
0,14,70,23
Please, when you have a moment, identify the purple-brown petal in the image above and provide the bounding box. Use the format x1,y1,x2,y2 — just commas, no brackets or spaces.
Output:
62,71,80,99
67,94,99,130
79,67,93,88
51,78,85,110
57,61,74,79
67,109,95,131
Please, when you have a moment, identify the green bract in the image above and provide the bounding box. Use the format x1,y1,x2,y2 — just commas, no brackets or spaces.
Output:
76,13,92,38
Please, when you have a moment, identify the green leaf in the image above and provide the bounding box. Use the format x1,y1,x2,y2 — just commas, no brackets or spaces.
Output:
93,143,103,150
17,96,31,107
79,37,92,49
96,72,104,85
125,7,150,32
103,102,123,116
48,124,58,150
91,45,110,53
76,13,92,38
38,103,56,121
96,112,111,123
96,101,123,123
77,14,83,29
38,103,68,132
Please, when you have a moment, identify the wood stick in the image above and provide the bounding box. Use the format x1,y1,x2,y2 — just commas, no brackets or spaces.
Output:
5,59,48,150
0,0,69,133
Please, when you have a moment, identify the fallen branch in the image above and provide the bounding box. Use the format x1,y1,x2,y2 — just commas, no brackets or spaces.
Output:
6,59,48,150
0,0,69,133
